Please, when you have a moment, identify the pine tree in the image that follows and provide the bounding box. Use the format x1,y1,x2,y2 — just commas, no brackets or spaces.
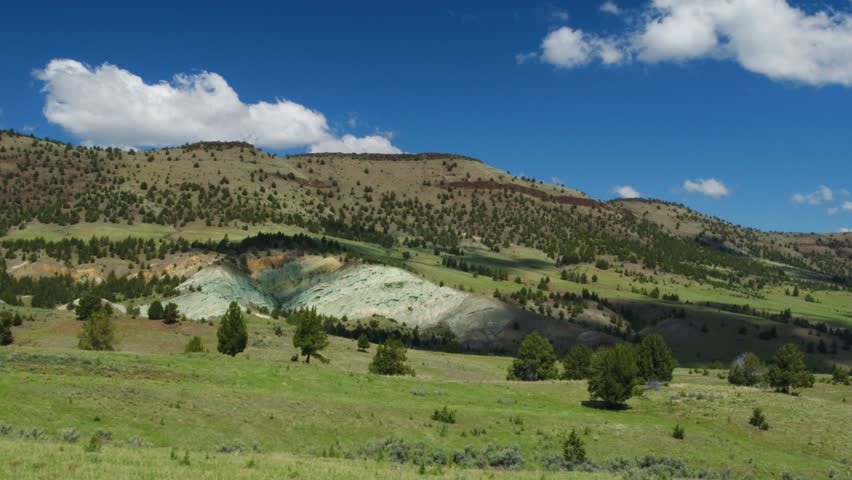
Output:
507,331,558,381
292,307,329,364
561,429,586,469
217,302,247,356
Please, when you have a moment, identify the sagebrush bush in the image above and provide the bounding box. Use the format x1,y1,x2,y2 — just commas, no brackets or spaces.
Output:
61,428,80,443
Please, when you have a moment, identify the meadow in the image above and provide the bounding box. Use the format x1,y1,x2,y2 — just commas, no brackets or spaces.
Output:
1,310,850,479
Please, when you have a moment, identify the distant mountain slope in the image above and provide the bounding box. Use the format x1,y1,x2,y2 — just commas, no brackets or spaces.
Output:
0,130,849,285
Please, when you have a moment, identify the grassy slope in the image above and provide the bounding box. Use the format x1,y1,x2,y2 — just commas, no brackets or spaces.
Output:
1,312,850,479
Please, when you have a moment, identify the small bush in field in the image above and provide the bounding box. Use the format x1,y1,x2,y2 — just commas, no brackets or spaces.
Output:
672,424,685,439
431,406,456,424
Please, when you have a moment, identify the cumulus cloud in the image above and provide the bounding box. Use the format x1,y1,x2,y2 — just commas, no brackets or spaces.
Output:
633,0,852,85
34,59,400,152
792,185,834,205
536,26,625,68
840,227,851,233
309,134,401,154
613,185,641,198
524,0,852,87
828,201,852,215
600,1,622,15
683,178,729,198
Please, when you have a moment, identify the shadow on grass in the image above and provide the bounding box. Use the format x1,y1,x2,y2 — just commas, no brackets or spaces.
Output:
581,400,630,411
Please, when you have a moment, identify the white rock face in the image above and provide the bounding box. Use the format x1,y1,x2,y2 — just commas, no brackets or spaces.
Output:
141,264,276,320
285,264,469,330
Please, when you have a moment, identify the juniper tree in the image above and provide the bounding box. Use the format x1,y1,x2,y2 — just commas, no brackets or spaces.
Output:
77,310,116,351
768,343,814,394
562,344,594,380
217,301,247,356
507,331,558,381
147,300,164,321
636,334,676,382
728,352,764,386
0,310,13,346
369,338,414,376
357,333,370,352
587,343,640,408
163,302,180,324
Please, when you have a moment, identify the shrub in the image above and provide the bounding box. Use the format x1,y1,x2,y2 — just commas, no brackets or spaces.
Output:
562,429,587,470
507,332,558,381
84,435,103,452
636,334,676,382
588,343,641,408
77,310,116,351
672,424,685,440
217,302,247,356
562,344,594,380
431,406,456,424
749,407,769,430
728,352,764,386
831,365,850,385
184,336,204,353
61,428,81,443
768,344,814,394
75,293,101,321
369,338,414,376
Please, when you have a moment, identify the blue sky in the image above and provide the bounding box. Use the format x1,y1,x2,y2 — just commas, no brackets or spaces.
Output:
1,0,851,233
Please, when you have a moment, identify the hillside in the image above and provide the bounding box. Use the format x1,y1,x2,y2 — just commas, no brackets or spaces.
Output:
1,130,852,366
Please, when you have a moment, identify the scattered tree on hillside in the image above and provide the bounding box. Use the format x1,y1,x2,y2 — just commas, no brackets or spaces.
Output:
76,293,102,321
727,352,765,386
767,343,814,394
217,301,247,356
636,334,676,382
77,310,116,351
357,333,370,352
831,365,850,385
184,336,204,353
147,300,164,321
507,332,558,381
292,307,329,364
163,302,180,324
587,343,641,408
0,310,14,346
369,338,414,376
562,344,594,380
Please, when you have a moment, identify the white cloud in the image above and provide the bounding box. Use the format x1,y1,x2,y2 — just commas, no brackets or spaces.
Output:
309,134,401,154
791,185,834,205
634,0,852,86
613,185,641,198
550,176,564,185
34,59,400,152
525,1,852,87
683,178,729,198
827,202,852,215
600,1,622,15
538,26,625,68
840,227,851,233
549,6,570,22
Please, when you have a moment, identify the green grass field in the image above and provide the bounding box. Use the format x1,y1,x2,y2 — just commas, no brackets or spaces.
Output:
1,311,850,479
